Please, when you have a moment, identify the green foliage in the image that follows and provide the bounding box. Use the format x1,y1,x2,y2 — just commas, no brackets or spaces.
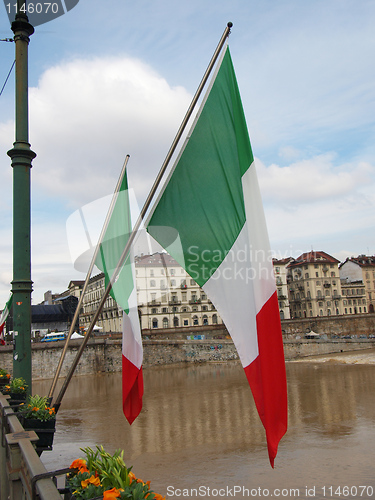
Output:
119,482,156,500
67,446,160,499
84,446,131,491
9,377,28,393
20,394,56,421
67,471,103,500
0,368,10,379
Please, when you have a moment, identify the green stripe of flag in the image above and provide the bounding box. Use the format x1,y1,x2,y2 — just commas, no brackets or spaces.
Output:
0,293,13,324
95,170,133,313
147,47,253,286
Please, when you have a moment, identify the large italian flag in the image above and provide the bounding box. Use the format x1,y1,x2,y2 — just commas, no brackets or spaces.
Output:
95,170,143,424
147,45,287,466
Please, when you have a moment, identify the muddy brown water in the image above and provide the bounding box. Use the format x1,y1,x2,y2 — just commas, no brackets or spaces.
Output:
35,351,375,499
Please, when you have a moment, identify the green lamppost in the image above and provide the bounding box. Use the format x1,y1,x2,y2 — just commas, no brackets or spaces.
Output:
7,2,36,392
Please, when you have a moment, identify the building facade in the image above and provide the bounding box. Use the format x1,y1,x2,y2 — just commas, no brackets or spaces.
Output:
286,251,343,318
79,273,123,333
44,251,375,334
78,253,223,333
135,253,222,330
339,255,375,313
273,258,292,320
340,279,367,315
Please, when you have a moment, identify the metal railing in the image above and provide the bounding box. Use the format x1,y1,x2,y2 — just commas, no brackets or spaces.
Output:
0,393,63,499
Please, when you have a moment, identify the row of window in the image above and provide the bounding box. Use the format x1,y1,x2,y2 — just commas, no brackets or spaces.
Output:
83,299,117,314
293,309,340,318
146,291,207,302
151,314,218,328
149,305,212,314
342,288,366,296
291,290,339,299
291,304,368,316
136,268,186,277
344,307,367,314
140,278,197,288
290,272,337,280
342,299,366,306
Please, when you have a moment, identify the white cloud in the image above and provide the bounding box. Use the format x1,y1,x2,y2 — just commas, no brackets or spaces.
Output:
256,155,374,205
278,146,301,162
256,155,375,258
28,56,192,207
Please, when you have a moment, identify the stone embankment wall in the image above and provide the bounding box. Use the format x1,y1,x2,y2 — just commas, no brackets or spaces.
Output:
142,313,375,339
281,313,375,338
0,337,374,381
0,314,374,380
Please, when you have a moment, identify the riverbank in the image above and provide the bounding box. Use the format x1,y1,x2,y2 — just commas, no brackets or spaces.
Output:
290,347,375,364
1,338,375,379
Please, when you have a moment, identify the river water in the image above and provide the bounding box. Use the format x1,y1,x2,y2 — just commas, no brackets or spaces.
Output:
35,349,375,499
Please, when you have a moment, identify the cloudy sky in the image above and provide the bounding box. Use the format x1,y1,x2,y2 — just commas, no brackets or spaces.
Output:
1,0,375,305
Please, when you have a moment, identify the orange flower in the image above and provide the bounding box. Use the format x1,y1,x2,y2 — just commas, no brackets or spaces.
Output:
129,471,151,488
145,493,165,500
81,475,101,488
128,471,136,484
69,459,88,474
103,487,123,499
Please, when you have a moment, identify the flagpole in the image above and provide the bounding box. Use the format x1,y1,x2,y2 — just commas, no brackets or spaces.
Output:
53,22,233,410
48,155,130,401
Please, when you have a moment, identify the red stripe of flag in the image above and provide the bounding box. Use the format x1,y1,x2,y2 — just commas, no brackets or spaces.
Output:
244,292,288,467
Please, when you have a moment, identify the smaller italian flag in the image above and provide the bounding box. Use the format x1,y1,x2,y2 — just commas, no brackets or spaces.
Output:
0,294,13,345
95,170,143,424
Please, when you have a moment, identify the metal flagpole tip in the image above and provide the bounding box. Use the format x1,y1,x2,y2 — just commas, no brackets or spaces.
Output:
227,22,233,28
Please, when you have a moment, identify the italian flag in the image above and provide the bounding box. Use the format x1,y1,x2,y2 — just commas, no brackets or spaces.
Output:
147,45,287,466
0,293,13,345
95,170,143,424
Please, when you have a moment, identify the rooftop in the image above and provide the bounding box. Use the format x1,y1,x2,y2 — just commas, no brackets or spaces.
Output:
287,250,340,268
135,252,179,268
340,255,375,268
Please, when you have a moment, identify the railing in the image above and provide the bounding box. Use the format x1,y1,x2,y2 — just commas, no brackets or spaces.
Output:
0,394,63,499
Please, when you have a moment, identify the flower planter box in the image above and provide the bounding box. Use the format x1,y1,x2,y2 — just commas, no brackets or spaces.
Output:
0,378,9,389
8,392,27,407
22,417,56,450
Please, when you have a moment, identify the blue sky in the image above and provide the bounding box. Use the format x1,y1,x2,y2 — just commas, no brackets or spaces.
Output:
1,0,375,304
